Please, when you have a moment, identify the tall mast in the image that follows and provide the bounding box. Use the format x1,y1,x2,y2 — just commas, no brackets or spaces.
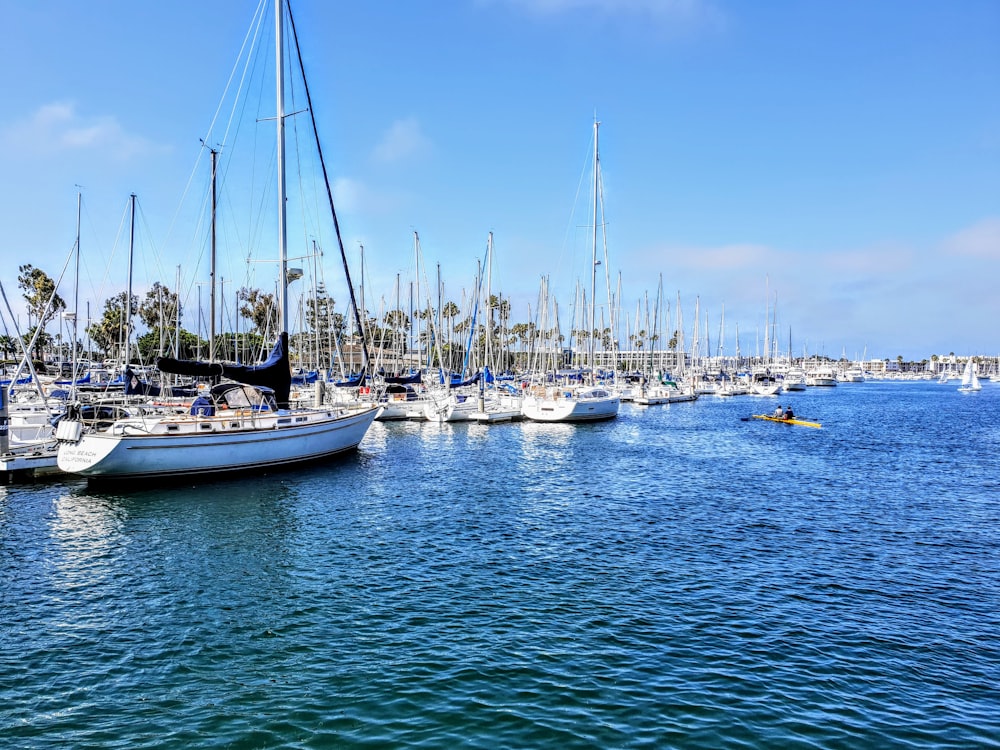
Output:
209,146,218,360
486,232,494,374
275,0,289,334
763,276,769,367
124,193,136,367
590,119,600,374
71,190,81,383
175,265,181,358
358,244,365,356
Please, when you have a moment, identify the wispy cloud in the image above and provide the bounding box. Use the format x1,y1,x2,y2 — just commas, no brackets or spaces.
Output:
942,217,1000,259
333,176,409,217
372,117,432,165
658,242,777,271
0,101,160,160
820,242,914,276
482,0,726,32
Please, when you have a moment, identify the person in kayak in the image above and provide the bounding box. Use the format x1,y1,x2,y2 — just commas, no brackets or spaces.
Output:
783,405,795,420
773,404,784,418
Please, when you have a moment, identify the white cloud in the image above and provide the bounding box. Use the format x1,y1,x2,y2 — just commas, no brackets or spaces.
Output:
682,242,773,270
0,100,159,160
372,117,432,165
332,177,367,214
641,242,777,271
819,242,913,276
942,217,1000,260
482,0,726,31
333,176,408,217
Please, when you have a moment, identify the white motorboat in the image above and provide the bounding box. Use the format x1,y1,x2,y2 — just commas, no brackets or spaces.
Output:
806,365,838,387
633,381,698,405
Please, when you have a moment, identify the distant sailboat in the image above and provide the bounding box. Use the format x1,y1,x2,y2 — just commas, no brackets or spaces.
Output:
958,359,982,392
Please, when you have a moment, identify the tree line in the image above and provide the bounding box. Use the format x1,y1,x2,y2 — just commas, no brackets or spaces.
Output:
4,265,656,374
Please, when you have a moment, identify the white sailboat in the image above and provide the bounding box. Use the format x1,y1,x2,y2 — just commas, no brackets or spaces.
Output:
521,383,619,421
958,359,982,392
521,119,619,423
56,0,377,481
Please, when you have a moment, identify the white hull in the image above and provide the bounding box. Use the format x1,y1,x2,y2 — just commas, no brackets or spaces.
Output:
807,376,838,387
782,368,808,390
717,382,749,396
57,407,378,480
423,392,481,423
633,384,698,405
521,386,619,422
375,395,431,421
750,382,782,397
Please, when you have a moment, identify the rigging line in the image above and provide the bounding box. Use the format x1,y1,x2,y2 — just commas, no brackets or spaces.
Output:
162,1,268,262
285,0,369,373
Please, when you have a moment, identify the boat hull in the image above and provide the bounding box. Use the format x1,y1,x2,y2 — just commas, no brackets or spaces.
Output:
751,414,822,429
633,385,698,405
57,407,378,480
521,390,619,422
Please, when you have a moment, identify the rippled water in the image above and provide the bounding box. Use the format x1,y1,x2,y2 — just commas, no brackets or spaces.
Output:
2,381,999,748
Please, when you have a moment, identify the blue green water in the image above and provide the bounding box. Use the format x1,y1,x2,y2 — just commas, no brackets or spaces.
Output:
2,381,999,748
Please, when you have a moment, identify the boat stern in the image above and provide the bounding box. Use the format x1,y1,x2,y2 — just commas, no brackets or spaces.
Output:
56,421,119,475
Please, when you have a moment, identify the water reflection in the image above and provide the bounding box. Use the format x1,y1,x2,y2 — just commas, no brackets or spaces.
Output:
48,494,128,594
51,477,305,597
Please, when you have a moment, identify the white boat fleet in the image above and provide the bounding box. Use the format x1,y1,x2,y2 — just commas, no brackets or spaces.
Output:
2,1,995,484
4,353,994,484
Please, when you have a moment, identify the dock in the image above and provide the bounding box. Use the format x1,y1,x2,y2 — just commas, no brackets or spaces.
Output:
473,409,523,423
1,444,64,483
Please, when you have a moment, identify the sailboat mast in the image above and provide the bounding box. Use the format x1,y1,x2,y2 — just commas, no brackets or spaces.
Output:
590,119,600,374
210,146,218,361
275,0,289,334
72,190,81,384
175,265,181,358
124,193,136,368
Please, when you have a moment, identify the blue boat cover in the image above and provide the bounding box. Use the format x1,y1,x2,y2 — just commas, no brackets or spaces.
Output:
156,332,292,408
384,371,421,385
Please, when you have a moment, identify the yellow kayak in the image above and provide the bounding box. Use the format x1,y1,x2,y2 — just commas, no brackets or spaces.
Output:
751,414,822,429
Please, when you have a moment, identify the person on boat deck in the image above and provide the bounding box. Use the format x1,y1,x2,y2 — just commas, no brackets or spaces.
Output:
773,404,784,418
783,405,795,419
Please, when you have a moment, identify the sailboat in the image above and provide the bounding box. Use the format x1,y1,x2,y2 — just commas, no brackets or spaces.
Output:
958,358,982,392
521,120,619,423
55,0,378,481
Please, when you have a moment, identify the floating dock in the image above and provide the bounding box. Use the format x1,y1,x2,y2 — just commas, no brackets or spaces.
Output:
1,444,64,483
473,409,523,423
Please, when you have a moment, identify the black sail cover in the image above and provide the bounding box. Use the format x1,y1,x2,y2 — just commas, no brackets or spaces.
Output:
156,332,292,409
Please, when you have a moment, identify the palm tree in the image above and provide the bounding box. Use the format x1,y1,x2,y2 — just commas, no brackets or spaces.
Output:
0,334,15,361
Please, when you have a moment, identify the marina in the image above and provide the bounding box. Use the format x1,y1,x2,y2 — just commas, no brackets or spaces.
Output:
1,0,998,747
2,380,998,747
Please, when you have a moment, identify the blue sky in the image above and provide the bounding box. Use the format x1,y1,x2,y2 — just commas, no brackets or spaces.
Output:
1,0,998,361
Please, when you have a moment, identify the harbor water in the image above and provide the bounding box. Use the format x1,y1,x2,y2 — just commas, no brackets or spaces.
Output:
2,381,998,748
